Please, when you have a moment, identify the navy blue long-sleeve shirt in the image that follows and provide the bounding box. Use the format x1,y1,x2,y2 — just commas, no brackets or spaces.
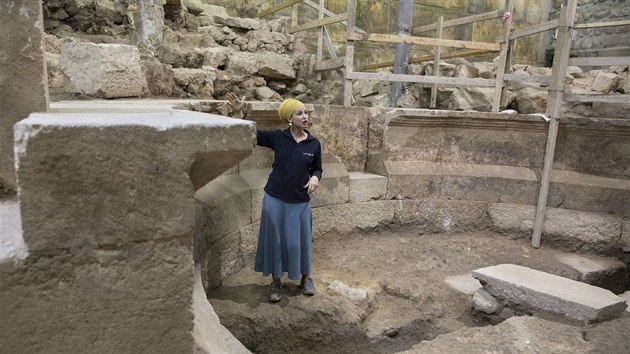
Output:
257,129,323,203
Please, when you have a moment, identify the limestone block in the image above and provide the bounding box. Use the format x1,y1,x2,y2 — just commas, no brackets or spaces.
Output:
472,264,627,322
443,87,494,111
329,280,369,304
513,87,548,113
623,220,630,253
213,15,263,30
488,203,623,253
0,0,48,191
226,51,259,76
311,105,371,171
197,46,232,68
59,43,148,98
444,273,482,295
14,111,255,251
0,201,28,264
591,72,620,93
556,253,628,294
454,64,479,78
472,288,499,314
313,200,396,237
620,292,630,312
255,86,276,100
393,199,490,233
310,152,350,208
349,172,387,202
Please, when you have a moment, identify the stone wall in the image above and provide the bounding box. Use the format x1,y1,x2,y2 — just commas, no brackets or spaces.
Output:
547,0,630,63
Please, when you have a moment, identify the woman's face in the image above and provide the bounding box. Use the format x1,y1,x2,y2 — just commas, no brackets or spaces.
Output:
289,105,309,128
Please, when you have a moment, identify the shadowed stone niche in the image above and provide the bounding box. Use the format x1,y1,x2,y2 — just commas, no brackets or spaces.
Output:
0,111,254,353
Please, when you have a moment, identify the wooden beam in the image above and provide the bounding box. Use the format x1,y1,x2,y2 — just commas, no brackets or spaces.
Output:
316,0,324,82
360,49,496,71
303,0,365,33
348,32,500,51
532,0,578,249
256,0,304,18
503,74,551,84
574,19,630,29
430,16,444,109
314,57,346,72
289,12,347,33
347,71,496,87
509,19,559,40
343,0,356,106
563,94,630,103
568,56,630,67
413,9,503,33
492,0,514,112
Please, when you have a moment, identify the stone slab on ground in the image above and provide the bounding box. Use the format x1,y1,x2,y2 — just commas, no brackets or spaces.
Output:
556,253,628,294
444,273,482,295
472,264,627,322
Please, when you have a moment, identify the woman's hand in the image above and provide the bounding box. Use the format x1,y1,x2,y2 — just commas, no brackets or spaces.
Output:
226,92,246,118
305,176,319,194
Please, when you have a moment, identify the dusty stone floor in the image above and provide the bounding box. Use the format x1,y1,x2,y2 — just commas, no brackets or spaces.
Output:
207,227,630,354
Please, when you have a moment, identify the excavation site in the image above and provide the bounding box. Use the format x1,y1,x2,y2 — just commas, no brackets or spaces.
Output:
1,0,629,353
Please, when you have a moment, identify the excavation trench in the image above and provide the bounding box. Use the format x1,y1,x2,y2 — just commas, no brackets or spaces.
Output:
207,226,630,354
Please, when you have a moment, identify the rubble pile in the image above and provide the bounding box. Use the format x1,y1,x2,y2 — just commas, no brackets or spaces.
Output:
42,0,629,117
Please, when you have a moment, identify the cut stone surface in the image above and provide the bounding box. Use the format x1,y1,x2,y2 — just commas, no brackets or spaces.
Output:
0,200,28,263
59,43,148,98
348,171,387,202
556,253,628,294
472,264,627,322
444,273,482,295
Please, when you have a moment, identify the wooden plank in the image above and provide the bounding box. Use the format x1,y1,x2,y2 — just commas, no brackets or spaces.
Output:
430,16,444,109
568,56,630,66
574,19,630,29
289,12,347,33
360,49,496,71
509,19,559,40
347,71,496,86
413,9,503,33
291,3,299,27
532,0,578,249
343,0,356,106
503,74,551,84
563,94,630,103
314,57,346,71
492,0,514,112
348,32,500,51
303,0,365,33
256,0,304,18
245,0,271,12
316,0,324,82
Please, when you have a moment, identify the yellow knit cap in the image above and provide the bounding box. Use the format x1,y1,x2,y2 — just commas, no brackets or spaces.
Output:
278,98,304,122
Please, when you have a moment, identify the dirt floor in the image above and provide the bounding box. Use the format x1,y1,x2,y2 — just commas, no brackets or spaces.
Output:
207,227,630,354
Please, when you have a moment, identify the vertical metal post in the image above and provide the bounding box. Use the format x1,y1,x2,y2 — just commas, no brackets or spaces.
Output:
343,0,356,106
531,0,578,248
389,0,414,107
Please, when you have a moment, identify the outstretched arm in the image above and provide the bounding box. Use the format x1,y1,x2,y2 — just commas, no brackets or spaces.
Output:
226,92,246,119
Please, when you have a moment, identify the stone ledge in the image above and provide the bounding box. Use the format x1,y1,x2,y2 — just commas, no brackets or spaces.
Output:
472,264,627,322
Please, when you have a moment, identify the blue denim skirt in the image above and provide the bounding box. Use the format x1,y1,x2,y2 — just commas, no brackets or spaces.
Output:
254,193,312,280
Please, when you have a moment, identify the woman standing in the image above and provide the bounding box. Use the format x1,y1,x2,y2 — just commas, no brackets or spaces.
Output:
227,93,323,302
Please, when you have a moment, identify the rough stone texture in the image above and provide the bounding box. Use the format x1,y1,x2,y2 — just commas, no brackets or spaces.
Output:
328,280,369,304
472,264,628,322
444,273,482,295
556,253,628,294
310,152,350,208
620,292,630,312
348,172,387,203
472,288,499,314
313,201,397,237
134,0,164,50
172,68,215,98
488,203,624,254
2,110,256,352
400,316,592,353
0,200,28,263
59,43,148,98
591,72,620,94
394,199,491,234
0,0,49,192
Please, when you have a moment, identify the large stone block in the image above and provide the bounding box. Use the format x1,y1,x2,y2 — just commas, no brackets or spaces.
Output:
15,111,254,251
6,110,255,353
393,199,490,233
348,172,387,202
313,200,396,237
0,0,48,192
59,43,148,98
472,264,627,322
488,203,624,254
